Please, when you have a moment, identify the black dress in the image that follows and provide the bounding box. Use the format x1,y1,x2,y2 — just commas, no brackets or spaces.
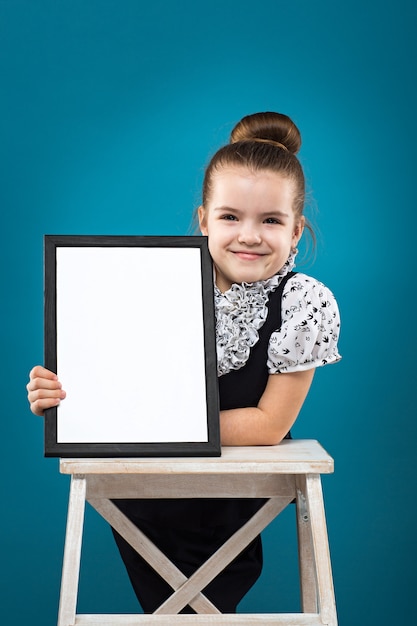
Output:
112,272,295,614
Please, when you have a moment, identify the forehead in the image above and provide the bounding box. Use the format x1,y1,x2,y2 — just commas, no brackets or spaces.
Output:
208,166,296,207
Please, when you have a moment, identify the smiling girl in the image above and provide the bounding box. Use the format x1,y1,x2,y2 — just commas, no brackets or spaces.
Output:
27,111,341,613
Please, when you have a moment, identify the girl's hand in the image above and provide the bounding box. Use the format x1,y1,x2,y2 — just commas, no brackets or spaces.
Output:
26,365,66,416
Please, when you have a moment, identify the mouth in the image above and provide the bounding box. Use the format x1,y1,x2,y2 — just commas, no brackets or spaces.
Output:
232,251,265,261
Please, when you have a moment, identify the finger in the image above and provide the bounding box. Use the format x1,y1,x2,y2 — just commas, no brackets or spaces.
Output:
27,376,62,393
28,389,66,416
28,388,66,404
29,365,58,381
30,396,62,416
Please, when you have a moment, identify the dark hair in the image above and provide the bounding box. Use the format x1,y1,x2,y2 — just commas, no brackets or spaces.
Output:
202,112,314,244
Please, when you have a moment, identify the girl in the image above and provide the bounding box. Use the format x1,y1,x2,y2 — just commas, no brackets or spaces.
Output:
27,111,341,613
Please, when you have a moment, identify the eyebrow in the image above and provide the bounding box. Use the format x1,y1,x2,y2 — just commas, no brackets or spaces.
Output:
213,206,290,219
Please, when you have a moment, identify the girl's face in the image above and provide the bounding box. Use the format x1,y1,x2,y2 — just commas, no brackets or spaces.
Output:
199,166,304,292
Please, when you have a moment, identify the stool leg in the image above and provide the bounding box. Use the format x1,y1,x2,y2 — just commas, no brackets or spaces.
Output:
57,475,86,626
297,474,337,626
296,475,318,613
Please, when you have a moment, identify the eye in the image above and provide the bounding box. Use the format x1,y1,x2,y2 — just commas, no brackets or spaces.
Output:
221,214,238,221
264,217,281,224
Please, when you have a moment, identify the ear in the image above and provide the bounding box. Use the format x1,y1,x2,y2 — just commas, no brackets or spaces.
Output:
292,216,305,248
198,205,208,236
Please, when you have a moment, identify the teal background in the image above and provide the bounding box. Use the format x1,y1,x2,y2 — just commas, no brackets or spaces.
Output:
1,1,416,624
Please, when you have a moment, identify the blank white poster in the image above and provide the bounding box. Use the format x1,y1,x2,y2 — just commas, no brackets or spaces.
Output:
56,247,208,443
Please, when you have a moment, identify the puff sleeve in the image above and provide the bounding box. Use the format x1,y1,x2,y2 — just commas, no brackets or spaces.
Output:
267,274,341,373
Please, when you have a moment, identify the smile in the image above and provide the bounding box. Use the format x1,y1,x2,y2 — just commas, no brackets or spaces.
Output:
233,251,265,261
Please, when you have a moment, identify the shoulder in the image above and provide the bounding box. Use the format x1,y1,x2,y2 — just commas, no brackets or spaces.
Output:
267,272,341,374
283,272,337,300
281,273,339,319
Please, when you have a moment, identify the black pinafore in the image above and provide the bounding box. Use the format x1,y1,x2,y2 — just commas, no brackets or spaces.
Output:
112,272,295,613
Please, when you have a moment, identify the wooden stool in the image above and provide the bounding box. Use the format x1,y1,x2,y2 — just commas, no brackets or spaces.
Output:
57,439,337,625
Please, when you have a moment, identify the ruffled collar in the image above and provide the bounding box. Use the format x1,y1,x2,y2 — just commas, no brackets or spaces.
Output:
214,251,296,376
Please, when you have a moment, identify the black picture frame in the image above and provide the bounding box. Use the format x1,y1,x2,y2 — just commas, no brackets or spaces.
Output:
44,235,220,458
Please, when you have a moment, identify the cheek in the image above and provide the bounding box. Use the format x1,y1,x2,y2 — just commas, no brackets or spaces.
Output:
206,221,223,242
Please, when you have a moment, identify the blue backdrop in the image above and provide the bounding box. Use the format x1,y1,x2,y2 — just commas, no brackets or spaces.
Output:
1,1,416,624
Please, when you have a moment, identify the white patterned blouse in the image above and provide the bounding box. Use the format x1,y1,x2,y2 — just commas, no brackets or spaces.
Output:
214,252,341,377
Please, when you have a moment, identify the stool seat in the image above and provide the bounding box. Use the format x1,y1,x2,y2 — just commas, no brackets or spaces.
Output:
57,439,337,625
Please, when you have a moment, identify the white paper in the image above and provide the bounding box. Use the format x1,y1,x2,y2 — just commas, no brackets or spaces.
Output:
56,247,208,443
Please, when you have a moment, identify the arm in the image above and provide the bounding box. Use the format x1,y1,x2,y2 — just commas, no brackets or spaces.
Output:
220,368,315,446
26,365,66,416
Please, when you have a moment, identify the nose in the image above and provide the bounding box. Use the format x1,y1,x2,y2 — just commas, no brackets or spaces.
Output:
237,222,262,246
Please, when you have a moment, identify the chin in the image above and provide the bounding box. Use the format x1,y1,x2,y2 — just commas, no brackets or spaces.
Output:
237,273,266,284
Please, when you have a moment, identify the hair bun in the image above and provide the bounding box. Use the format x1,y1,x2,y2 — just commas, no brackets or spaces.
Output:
230,111,301,155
